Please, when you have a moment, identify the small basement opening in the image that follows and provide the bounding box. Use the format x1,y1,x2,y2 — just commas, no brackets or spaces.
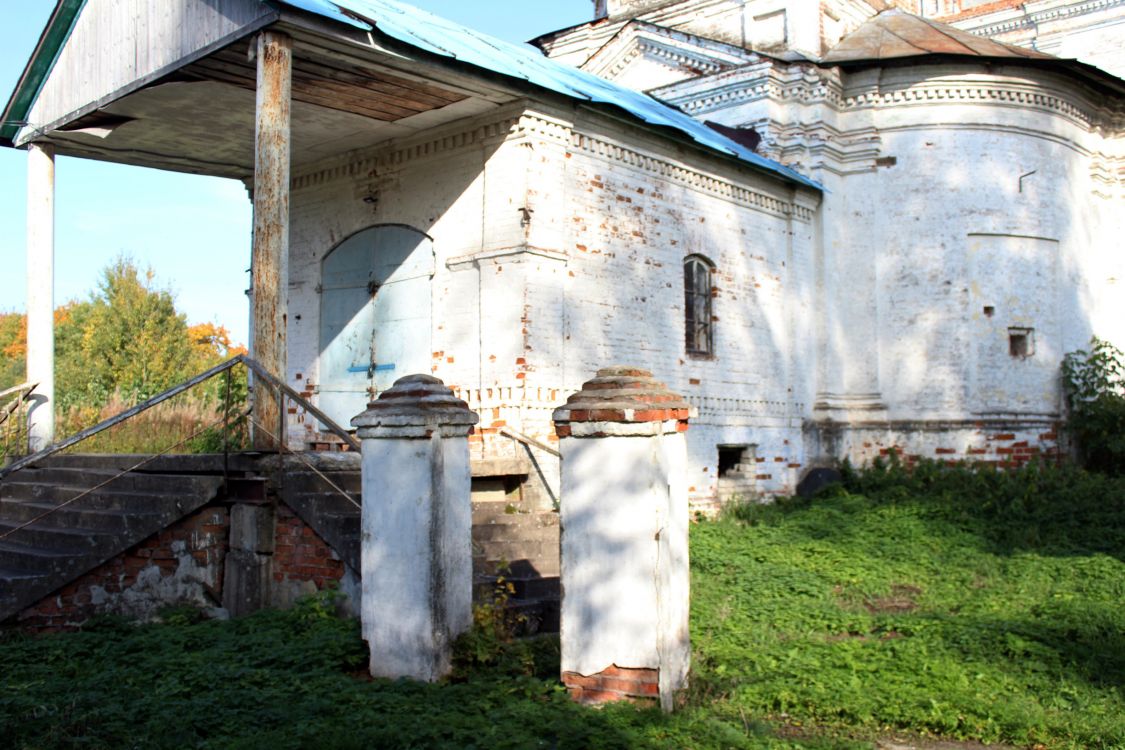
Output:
717,444,757,504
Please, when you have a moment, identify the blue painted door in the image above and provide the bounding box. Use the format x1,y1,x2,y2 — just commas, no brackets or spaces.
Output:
318,226,433,428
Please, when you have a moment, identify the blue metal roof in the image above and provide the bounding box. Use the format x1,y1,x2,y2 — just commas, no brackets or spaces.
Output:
275,0,821,190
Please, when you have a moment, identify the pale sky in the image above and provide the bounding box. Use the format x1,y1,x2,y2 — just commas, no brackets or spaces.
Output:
0,1,590,346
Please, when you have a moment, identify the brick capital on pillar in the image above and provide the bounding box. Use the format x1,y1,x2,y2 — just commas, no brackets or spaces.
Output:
351,374,478,682
552,366,694,437
352,374,479,439
553,367,693,711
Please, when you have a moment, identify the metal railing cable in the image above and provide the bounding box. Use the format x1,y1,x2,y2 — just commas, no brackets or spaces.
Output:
0,354,363,544
1,382,37,458
0,382,37,426
247,413,361,510
0,408,251,542
0,355,359,481
499,426,561,458
0,358,245,480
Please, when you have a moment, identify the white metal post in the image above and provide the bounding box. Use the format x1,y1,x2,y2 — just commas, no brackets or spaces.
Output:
26,143,55,451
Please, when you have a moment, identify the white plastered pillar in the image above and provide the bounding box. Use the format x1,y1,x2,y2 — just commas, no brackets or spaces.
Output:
26,142,55,451
352,374,479,682
553,367,693,711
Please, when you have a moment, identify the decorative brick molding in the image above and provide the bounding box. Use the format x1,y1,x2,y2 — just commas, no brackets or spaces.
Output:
563,665,660,704
570,133,807,220
948,0,1125,36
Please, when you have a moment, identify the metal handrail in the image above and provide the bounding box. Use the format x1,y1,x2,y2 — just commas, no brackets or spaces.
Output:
237,355,359,452
0,355,358,480
0,408,250,542
0,382,36,428
500,426,560,458
0,381,37,402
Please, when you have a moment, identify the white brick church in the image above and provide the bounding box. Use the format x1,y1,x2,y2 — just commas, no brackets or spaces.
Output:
5,0,1123,505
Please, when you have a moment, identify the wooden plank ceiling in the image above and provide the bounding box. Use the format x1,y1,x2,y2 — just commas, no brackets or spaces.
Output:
177,44,468,123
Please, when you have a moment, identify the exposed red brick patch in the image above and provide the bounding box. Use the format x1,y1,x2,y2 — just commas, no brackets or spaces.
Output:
12,505,229,633
563,665,659,705
274,503,345,590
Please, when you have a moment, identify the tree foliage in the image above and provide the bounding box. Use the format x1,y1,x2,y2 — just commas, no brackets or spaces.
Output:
0,257,244,423
1061,336,1125,475
0,313,24,392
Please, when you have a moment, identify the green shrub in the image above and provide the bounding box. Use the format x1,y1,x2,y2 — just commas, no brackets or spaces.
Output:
1062,336,1125,475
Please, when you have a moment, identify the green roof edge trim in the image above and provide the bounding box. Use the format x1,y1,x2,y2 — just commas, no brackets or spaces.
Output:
1,0,89,147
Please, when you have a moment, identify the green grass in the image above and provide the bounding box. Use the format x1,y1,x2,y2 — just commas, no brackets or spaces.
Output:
1,460,1122,749
693,460,1125,749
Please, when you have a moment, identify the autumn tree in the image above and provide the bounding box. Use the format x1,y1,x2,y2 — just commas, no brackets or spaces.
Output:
0,313,25,391
0,258,245,413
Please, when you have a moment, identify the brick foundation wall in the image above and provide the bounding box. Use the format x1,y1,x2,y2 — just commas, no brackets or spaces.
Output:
562,665,660,704
273,504,346,590
10,503,349,634
821,424,1063,471
11,505,229,633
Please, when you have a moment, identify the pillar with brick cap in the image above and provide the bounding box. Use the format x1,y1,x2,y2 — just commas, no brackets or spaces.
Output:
553,366,693,711
352,374,479,681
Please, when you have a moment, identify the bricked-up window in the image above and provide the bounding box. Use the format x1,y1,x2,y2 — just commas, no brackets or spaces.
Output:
1009,327,1034,358
684,255,714,355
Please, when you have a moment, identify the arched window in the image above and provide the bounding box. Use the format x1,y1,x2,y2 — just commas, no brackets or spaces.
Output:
684,255,713,355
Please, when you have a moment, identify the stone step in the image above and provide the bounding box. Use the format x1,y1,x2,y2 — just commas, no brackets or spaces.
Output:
0,485,198,513
275,470,362,495
31,453,256,474
471,502,558,524
5,467,221,495
0,521,116,553
473,545,560,577
0,469,223,624
472,520,559,543
0,502,166,534
510,597,560,636
0,540,76,573
475,574,560,601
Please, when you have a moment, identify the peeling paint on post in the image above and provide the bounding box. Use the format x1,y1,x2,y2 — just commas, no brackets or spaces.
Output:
352,375,478,682
554,367,694,711
251,30,292,449
26,142,55,451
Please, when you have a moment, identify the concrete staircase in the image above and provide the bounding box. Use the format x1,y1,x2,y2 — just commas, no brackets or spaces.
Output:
0,455,224,623
1,452,560,631
275,454,561,633
472,500,560,633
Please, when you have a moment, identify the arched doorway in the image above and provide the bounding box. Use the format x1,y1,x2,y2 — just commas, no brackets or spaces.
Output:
318,225,434,427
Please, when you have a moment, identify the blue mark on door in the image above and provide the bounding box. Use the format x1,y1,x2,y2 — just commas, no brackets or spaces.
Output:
347,364,396,373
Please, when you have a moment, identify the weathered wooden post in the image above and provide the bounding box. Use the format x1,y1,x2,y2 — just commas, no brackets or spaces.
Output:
553,367,693,711
251,30,292,448
26,142,55,451
352,375,478,681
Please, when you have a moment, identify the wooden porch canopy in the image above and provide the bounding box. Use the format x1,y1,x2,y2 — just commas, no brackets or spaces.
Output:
1,1,521,178
1,0,533,448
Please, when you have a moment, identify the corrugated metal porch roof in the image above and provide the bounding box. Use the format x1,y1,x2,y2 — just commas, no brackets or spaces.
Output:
274,0,820,189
